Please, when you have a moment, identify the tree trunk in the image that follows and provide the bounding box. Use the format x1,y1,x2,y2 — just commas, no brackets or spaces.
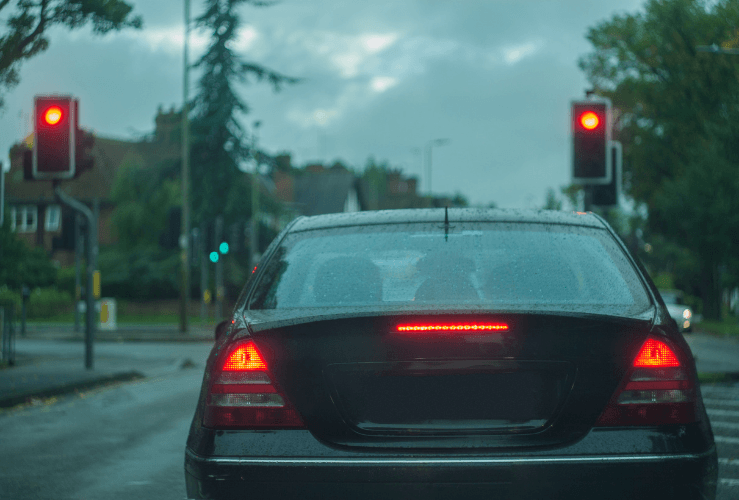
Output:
700,261,722,321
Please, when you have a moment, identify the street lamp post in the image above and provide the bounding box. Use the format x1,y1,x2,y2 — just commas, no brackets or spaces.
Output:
425,138,450,195
179,0,191,333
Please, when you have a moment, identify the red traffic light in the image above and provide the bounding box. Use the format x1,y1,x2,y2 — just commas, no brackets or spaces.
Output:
579,111,599,130
571,100,611,183
44,106,63,125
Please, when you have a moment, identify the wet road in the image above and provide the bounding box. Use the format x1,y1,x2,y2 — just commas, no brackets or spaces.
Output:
0,343,211,500
0,340,737,499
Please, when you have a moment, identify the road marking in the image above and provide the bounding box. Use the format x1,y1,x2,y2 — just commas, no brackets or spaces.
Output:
720,458,739,466
704,398,739,407
720,478,739,487
715,436,739,445
708,409,739,418
701,388,739,398
711,421,739,431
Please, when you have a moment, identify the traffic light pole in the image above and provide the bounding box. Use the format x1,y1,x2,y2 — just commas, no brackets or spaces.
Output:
200,223,208,323
55,185,96,370
74,213,82,333
215,216,223,320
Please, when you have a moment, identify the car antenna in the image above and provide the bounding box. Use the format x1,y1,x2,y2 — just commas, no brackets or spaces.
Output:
444,206,449,241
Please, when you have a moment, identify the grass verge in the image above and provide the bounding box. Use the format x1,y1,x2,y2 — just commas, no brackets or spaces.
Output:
697,319,739,338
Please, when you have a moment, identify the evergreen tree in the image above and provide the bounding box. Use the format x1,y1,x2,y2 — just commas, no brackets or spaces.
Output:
190,0,298,228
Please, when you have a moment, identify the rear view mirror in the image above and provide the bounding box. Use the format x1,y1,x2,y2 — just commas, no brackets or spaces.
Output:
215,320,230,341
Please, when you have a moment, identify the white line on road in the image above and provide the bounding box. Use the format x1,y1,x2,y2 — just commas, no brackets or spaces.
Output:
720,478,739,487
701,388,739,398
720,458,739,466
711,421,739,431
715,436,739,445
704,398,739,407
708,409,739,418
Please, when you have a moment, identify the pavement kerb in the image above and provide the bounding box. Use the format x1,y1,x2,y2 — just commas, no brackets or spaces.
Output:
0,370,144,409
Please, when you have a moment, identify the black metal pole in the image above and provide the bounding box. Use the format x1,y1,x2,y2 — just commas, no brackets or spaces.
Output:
74,213,82,333
55,186,96,370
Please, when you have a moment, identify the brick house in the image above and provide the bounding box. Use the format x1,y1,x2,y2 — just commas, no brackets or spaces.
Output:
5,107,182,266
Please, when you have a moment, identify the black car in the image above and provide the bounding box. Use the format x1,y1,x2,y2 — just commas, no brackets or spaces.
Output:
185,208,717,500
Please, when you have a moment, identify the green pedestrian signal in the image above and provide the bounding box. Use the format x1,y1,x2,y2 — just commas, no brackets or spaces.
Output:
219,242,229,254
209,251,219,263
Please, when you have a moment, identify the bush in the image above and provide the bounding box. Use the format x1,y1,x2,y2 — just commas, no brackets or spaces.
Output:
26,288,73,319
98,245,180,300
0,286,20,310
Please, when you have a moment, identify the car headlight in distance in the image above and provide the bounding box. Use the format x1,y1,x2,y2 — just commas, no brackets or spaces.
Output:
683,309,692,319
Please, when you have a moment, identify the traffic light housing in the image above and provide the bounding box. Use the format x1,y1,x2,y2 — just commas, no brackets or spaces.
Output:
34,96,77,179
572,99,611,185
591,141,622,207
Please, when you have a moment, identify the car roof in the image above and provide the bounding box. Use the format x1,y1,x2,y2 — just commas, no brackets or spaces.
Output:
289,208,606,232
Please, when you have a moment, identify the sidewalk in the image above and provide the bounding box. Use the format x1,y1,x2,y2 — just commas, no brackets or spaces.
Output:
17,322,217,342
0,324,215,409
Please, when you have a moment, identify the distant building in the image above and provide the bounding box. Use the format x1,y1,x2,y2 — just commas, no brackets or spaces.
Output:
271,156,365,216
5,107,182,265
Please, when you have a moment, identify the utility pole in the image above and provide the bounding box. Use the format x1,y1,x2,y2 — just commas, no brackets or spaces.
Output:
250,122,262,269
0,160,4,226
179,0,192,333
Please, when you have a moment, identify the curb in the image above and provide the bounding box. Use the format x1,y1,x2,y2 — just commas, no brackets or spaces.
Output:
0,370,145,409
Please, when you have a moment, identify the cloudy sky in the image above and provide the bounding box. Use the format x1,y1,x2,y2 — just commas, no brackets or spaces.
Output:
1,0,645,208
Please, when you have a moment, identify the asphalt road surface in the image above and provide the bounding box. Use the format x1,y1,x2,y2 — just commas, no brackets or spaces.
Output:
0,340,737,499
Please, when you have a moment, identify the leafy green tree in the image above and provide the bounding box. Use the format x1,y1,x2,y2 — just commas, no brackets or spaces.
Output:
543,188,563,210
579,0,739,319
0,208,56,289
109,157,180,249
190,0,297,228
103,157,182,300
0,0,142,109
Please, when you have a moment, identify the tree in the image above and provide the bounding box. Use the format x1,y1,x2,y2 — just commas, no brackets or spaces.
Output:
189,0,298,229
0,209,56,289
103,157,183,300
542,188,563,210
579,0,739,319
0,0,142,110
109,156,180,249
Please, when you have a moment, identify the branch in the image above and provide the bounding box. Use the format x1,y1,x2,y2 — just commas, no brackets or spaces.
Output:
15,0,50,59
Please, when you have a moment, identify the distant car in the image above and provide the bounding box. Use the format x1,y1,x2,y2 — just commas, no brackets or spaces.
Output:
659,289,694,333
186,209,717,500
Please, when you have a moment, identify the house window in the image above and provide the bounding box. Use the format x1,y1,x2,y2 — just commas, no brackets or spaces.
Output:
10,205,38,233
45,205,61,231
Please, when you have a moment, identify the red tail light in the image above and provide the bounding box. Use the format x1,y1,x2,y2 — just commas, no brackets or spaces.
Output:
596,336,697,426
203,339,304,429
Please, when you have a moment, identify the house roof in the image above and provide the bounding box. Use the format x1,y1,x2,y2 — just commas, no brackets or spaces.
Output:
5,135,180,205
293,170,362,216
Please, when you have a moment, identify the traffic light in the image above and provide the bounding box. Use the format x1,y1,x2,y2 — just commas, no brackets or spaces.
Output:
219,241,229,254
572,99,611,185
34,96,77,179
209,251,219,263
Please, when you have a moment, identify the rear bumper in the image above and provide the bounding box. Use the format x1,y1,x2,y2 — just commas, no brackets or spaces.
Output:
185,446,718,500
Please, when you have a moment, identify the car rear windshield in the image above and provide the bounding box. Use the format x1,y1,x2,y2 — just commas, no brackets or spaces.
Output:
247,222,652,316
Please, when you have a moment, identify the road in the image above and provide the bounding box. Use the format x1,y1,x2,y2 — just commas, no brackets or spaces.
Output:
0,337,737,499
0,341,212,500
